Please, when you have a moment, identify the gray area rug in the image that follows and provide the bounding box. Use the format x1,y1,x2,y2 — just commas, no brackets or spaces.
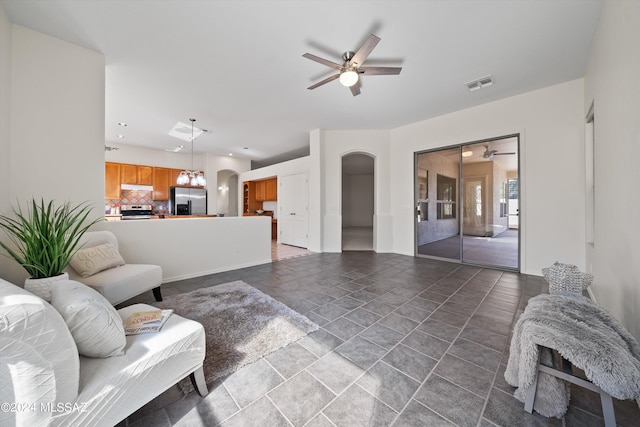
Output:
154,280,318,394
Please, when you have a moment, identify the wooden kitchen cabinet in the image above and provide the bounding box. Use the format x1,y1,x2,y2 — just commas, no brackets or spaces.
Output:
120,164,138,184
265,178,277,201
243,181,259,213
120,164,153,185
105,162,121,199
137,166,153,185
169,169,182,187
152,167,170,200
255,180,266,201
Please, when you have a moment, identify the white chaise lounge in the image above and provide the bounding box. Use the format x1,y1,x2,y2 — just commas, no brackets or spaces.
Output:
0,278,207,427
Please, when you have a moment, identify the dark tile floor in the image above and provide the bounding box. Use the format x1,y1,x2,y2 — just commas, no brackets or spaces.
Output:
118,252,640,427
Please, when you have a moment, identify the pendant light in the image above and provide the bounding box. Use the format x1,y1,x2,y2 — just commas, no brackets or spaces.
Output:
176,118,207,186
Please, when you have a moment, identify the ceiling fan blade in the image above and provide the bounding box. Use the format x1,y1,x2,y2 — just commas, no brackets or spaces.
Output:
350,34,380,67
303,53,343,70
307,73,340,90
350,83,361,96
359,66,402,75
493,152,516,155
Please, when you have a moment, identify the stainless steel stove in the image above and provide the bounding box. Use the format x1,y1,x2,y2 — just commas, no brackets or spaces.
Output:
120,205,153,220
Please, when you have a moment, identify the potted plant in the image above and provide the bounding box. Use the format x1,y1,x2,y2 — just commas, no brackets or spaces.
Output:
0,198,101,300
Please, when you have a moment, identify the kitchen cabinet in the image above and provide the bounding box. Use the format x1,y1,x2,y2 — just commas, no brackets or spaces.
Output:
255,180,266,201
120,164,137,184
121,164,153,185
169,169,182,187
105,162,121,199
265,178,277,201
243,181,259,213
138,166,153,185
254,178,277,202
152,167,170,200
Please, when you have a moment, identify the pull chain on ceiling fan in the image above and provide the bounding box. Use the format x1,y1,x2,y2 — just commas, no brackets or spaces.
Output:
303,34,402,96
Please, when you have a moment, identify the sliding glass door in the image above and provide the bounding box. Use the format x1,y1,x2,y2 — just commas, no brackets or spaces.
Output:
415,136,520,270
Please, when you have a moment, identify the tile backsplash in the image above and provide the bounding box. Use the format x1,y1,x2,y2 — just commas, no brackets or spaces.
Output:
106,190,168,214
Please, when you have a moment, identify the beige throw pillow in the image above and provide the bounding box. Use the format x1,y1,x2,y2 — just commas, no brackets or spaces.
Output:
70,241,125,278
50,279,126,358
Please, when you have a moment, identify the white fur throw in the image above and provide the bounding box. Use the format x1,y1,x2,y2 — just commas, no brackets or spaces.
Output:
505,294,640,418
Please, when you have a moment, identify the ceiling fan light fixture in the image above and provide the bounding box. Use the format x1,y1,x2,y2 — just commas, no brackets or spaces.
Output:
339,70,359,87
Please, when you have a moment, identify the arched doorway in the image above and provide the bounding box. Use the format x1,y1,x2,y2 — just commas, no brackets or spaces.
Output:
216,169,238,217
342,153,374,251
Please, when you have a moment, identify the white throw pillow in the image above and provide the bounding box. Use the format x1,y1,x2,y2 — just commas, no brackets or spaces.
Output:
69,241,125,278
50,279,126,358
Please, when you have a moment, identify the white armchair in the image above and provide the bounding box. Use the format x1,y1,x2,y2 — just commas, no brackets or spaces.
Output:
66,230,163,305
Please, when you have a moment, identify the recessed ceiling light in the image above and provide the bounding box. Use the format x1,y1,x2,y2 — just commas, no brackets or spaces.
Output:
228,153,233,156
165,145,184,152
117,134,125,138
118,122,127,126
462,149,473,157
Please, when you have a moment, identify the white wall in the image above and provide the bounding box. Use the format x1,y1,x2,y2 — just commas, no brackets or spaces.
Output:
239,155,309,182
95,217,271,283
216,169,236,215
1,23,106,284
342,174,374,227
0,6,11,213
391,79,586,276
584,0,640,340
105,142,206,170
318,130,392,252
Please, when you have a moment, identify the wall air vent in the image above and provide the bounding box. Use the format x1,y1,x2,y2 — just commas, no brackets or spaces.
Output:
465,75,493,92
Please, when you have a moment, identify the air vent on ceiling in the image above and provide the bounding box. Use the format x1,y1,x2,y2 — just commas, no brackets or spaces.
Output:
105,146,119,151
465,75,493,92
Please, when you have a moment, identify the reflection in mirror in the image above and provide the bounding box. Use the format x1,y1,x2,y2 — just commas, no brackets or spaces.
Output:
436,174,456,219
415,136,519,270
417,168,428,221
415,147,461,260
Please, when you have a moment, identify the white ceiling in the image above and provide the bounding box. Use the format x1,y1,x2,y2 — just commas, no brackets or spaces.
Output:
1,0,603,165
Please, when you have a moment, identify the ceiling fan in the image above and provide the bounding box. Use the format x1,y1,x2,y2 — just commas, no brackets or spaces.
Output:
483,144,516,160
303,34,402,96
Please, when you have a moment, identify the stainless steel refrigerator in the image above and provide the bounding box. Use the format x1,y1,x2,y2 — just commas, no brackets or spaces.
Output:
170,187,207,215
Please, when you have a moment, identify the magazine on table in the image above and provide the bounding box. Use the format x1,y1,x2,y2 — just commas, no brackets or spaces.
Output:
124,309,173,335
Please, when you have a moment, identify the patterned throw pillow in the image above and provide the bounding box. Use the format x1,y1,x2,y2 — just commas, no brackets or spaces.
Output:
542,261,593,294
69,241,125,278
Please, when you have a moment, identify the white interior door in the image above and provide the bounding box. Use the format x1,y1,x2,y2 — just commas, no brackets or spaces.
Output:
279,172,308,248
